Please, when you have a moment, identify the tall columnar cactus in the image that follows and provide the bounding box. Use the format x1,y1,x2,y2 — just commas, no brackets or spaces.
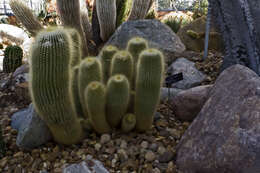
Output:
29,28,83,145
100,45,118,83
78,58,102,118
81,10,93,43
70,66,84,118
66,29,82,67
128,0,151,20
85,81,111,134
9,0,43,36
56,0,88,56
3,45,23,73
116,0,132,26
106,75,130,128
96,0,117,41
135,49,164,132
111,51,134,83
127,37,148,88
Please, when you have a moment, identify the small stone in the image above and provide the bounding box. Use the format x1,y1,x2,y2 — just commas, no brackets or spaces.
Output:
118,149,128,162
141,141,149,149
100,134,111,144
14,152,23,157
94,143,102,151
111,159,117,167
170,129,181,139
153,168,161,173
145,151,156,162
159,151,174,163
157,146,166,155
150,143,158,152
120,140,127,149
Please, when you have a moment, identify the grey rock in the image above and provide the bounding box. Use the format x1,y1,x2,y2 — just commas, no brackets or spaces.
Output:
168,58,206,89
13,63,29,78
100,134,111,144
176,65,260,173
145,151,156,162
171,85,213,121
105,19,185,61
12,104,52,149
63,155,109,173
160,87,183,103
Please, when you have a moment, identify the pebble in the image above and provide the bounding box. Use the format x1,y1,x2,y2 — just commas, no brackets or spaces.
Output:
140,141,149,149
120,140,127,149
150,143,158,152
157,146,166,155
145,151,156,162
100,134,111,144
158,151,174,163
153,167,161,173
169,129,181,139
94,143,102,151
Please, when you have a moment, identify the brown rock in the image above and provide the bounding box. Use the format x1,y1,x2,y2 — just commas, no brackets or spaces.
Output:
171,85,213,121
176,65,260,173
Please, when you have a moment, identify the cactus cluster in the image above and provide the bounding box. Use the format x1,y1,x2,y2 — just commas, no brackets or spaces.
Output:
29,27,164,145
3,45,23,73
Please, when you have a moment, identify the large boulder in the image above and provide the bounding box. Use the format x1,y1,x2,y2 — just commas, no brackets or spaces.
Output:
168,58,206,89
171,85,213,121
11,104,52,149
105,19,186,61
177,16,223,52
176,65,260,173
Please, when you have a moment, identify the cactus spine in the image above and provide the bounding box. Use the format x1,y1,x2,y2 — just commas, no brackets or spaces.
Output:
96,0,117,41
78,58,102,118
100,45,118,83
29,28,83,145
111,51,133,82
85,81,111,134
121,113,136,133
9,0,43,36
3,45,23,73
56,0,88,56
135,49,164,132
128,0,151,20
106,75,130,128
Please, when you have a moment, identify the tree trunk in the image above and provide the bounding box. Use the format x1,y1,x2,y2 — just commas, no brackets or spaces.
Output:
209,0,260,75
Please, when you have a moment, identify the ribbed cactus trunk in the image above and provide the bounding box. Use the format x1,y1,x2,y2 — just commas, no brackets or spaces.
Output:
106,75,130,128
92,0,103,47
78,58,103,118
100,45,118,84
128,0,151,20
29,29,83,145
56,0,88,56
85,82,111,134
9,0,43,36
135,49,164,132
96,0,117,41
3,45,23,73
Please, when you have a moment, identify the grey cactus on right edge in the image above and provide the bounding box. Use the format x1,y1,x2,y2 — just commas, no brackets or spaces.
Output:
29,28,83,145
9,0,43,36
135,49,165,132
96,0,117,41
